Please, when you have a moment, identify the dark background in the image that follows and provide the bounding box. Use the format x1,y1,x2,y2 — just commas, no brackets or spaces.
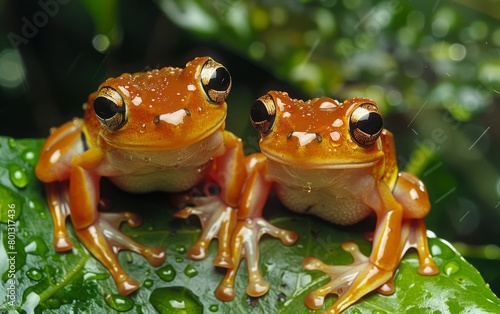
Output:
0,0,498,294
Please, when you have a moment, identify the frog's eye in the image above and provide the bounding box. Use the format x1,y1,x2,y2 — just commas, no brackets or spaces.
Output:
250,94,276,134
200,59,232,104
350,103,383,147
94,87,127,131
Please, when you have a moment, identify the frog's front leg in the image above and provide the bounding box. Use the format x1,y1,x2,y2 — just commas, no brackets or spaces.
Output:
70,148,166,295
215,154,298,301
303,183,404,313
304,174,438,313
174,131,245,265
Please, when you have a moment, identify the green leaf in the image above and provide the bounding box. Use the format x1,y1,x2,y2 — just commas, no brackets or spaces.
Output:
0,137,499,313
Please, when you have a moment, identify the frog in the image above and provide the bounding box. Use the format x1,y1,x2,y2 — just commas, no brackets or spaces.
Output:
35,56,248,295
209,91,439,312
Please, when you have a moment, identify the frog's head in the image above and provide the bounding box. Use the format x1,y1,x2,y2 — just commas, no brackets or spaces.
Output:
87,57,231,150
250,91,385,168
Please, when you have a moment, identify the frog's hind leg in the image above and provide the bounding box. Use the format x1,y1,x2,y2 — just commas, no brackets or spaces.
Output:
45,181,73,251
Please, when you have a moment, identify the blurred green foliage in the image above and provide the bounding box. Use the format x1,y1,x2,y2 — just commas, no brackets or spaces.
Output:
0,0,498,297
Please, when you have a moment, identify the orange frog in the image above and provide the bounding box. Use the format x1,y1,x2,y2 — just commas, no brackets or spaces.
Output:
35,57,247,295
210,91,439,312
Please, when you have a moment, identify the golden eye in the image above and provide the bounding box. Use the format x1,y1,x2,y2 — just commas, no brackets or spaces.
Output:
93,86,126,131
250,94,276,134
349,103,383,147
200,59,232,104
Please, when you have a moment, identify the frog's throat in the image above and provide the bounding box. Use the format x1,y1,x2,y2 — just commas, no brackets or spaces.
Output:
261,149,381,170
97,113,226,151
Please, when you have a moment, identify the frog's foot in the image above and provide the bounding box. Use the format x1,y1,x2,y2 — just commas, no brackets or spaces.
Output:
401,219,439,276
74,212,166,295
174,196,237,266
303,242,393,313
215,217,298,301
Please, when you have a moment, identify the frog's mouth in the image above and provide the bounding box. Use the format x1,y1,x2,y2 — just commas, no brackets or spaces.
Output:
105,129,225,172
261,149,381,170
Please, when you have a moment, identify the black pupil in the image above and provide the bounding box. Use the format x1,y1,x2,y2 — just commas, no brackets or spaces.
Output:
354,112,383,135
94,97,123,120
207,67,230,92
251,101,271,123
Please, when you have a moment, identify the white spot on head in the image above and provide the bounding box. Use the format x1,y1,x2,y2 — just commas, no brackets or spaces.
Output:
187,84,196,91
292,132,317,146
159,109,187,125
319,100,339,109
118,86,130,97
132,96,142,106
332,118,343,127
276,97,285,111
330,131,341,141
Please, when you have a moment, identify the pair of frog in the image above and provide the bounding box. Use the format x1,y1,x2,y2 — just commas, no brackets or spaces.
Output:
35,57,438,313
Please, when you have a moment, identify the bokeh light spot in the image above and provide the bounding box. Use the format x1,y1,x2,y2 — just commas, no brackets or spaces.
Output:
0,49,25,89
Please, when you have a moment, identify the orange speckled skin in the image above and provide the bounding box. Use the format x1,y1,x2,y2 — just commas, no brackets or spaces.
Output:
83,58,226,150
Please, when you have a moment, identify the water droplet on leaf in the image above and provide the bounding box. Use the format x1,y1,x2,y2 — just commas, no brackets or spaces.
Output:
209,304,219,312
22,149,37,166
176,245,186,254
184,264,198,278
27,268,43,281
9,163,29,188
150,286,203,314
156,264,176,282
445,261,461,276
106,294,134,312
143,279,154,288
8,138,16,148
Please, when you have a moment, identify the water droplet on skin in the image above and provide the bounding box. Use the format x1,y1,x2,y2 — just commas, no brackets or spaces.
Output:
9,163,29,188
26,268,43,281
184,264,198,278
106,294,134,312
209,304,219,312
302,186,312,194
125,154,133,161
143,279,154,288
143,157,151,163
176,245,186,254
150,287,203,313
445,261,461,276
156,264,176,282
139,123,147,133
